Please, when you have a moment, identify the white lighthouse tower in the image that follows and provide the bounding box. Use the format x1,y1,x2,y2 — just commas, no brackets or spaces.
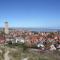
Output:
4,21,9,34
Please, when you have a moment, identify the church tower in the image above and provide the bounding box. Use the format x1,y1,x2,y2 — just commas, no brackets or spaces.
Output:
4,21,9,34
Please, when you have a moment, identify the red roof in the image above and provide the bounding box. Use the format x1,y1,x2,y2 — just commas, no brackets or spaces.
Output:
0,35,5,44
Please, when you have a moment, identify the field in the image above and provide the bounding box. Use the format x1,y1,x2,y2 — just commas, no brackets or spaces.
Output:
0,44,60,60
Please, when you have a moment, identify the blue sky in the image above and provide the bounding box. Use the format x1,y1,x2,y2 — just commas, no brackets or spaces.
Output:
0,0,60,28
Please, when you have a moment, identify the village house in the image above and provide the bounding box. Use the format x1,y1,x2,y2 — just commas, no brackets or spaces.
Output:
0,35,5,44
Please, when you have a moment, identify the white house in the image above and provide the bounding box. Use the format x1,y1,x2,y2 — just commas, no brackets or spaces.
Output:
50,44,56,51
15,37,25,43
37,43,45,50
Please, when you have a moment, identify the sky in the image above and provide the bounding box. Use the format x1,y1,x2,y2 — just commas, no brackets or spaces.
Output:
0,0,60,28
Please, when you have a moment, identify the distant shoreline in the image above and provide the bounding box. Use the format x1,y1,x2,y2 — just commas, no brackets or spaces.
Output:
0,27,60,32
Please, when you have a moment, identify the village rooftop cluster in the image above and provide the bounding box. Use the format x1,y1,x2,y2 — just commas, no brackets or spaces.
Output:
0,22,60,51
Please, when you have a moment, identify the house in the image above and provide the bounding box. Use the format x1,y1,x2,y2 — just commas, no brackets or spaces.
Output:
15,37,25,43
37,42,45,50
50,44,56,51
0,35,5,44
57,44,60,51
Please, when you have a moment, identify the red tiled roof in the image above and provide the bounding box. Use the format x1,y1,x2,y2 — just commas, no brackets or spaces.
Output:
0,35,5,44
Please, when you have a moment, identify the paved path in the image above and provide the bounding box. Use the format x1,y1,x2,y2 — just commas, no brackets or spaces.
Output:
4,50,10,60
21,57,28,60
